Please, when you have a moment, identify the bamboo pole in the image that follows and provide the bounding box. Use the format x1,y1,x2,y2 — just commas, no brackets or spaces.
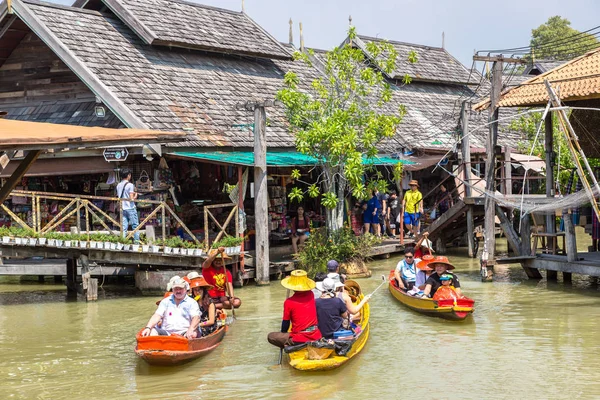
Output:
126,206,161,240
76,198,82,234
42,203,83,234
40,199,78,233
1,204,31,230
164,203,201,245
86,203,118,235
88,201,121,229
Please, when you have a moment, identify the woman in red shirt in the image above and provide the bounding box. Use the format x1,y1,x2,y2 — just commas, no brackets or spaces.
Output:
291,207,311,254
267,270,322,349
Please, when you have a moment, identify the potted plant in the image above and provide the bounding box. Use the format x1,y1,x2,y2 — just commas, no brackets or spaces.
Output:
79,234,89,249
64,233,73,248
0,226,11,244
38,234,47,246
193,242,203,257
162,238,173,254
182,240,195,256
212,235,244,255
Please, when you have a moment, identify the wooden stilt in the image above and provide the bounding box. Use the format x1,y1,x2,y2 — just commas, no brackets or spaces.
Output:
66,258,77,296
466,206,475,258
563,272,572,283
38,275,45,283
54,275,62,284
547,270,558,281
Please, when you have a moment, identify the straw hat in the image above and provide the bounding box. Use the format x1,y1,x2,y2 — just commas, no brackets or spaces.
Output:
190,276,213,290
156,291,172,305
416,254,435,271
344,280,361,297
187,271,201,280
429,256,455,270
408,180,420,188
281,270,315,291
419,238,435,252
208,249,232,260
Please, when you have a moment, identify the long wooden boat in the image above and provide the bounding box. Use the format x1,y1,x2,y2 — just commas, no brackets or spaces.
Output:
135,325,227,366
286,280,370,371
388,271,474,321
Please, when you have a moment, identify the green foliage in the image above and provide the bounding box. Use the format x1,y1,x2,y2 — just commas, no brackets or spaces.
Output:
529,16,598,61
222,183,236,194
211,235,244,248
290,169,302,180
296,227,381,276
278,28,414,221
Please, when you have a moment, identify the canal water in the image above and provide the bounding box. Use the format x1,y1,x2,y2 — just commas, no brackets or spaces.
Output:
2,236,600,399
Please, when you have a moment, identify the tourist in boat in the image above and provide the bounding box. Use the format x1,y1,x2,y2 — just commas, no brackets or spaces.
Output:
141,276,200,338
402,179,423,238
421,256,462,298
190,276,218,337
432,274,462,301
315,278,348,339
415,255,434,291
364,189,382,236
202,247,242,310
413,232,434,259
326,259,346,284
394,249,418,291
291,206,311,254
267,270,322,349
312,272,328,299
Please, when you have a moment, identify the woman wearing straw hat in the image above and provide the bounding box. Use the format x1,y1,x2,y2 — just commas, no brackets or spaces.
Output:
267,270,322,349
402,179,423,238
190,276,217,337
202,247,242,310
421,256,462,298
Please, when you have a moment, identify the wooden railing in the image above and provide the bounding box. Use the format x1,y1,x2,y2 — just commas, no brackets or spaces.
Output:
204,202,239,249
5,190,200,245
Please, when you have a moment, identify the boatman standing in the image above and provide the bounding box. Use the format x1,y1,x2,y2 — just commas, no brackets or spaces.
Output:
267,270,322,349
141,276,200,338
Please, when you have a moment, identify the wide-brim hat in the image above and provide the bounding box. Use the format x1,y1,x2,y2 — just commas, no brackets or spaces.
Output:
190,276,213,290
281,269,315,291
429,256,455,270
420,238,435,252
187,271,201,280
156,291,172,305
416,254,435,271
408,180,420,187
316,277,344,293
208,249,232,260
344,280,361,297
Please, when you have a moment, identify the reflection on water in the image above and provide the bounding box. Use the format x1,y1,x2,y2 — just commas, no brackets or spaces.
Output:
1,238,600,399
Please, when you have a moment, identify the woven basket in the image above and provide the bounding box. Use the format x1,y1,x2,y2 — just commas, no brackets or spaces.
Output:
307,345,333,360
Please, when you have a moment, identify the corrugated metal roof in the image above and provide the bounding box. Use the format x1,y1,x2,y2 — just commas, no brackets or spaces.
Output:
474,47,600,110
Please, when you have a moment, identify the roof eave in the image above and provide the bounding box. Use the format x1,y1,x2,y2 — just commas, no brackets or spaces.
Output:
152,39,292,61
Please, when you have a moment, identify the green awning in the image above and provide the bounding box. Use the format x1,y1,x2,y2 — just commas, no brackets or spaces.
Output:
169,151,414,167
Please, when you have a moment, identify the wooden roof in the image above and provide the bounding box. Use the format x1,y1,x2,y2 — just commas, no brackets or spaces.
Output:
101,0,292,60
475,47,600,110
0,118,186,150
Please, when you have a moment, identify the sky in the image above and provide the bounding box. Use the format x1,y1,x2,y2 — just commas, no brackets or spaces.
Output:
50,0,600,69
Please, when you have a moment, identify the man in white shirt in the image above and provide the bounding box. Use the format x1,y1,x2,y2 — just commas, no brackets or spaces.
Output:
116,168,140,242
142,276,200,338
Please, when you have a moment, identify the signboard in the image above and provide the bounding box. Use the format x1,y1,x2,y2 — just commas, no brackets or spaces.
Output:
103,148,129,162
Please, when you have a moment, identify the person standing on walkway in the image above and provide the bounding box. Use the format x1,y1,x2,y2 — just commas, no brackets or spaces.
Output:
116,168,140,243
402,180,423,238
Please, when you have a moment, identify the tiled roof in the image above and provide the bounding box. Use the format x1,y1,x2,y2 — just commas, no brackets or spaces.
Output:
101,0,291,60
9,1,512,152
474,47,600,110
355,35,475,85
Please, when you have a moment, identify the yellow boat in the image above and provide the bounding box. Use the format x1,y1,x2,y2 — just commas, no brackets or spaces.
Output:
285,280,370,371
388,271,474,321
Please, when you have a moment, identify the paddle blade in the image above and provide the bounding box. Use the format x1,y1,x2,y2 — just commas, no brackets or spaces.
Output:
224,316,235,326
381,274,386,282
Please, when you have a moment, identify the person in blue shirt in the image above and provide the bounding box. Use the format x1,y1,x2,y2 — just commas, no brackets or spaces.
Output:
393,249,419,291
363,189,382,236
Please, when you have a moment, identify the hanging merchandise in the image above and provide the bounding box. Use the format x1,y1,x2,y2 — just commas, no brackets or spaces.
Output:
135,170,153,192
189,163,200,178
154,157,175,189
106,171,117,185
169,186,180,207
83,180,91,193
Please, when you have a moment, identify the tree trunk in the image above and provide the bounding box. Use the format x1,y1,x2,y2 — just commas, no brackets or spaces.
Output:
322,165,345,233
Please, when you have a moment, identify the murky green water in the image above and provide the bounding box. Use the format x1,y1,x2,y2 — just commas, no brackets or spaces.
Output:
2,236,600,399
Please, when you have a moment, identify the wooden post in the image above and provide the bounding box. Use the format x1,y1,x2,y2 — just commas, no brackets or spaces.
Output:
547,270,558,281
564,209,577,262
467,206,475,257
505,146,512,195
482,60,502,280
236,100,280,285
460,101,472,198
254,104,270,285
520,213,531,256
545,112,555,248
76,198,81,234
0,150,41,204
66,258,77,297
236,166,245,288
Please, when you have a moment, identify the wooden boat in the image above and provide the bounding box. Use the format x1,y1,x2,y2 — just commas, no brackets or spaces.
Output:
286,280,370,371
135,325,227,366
388,271,474,321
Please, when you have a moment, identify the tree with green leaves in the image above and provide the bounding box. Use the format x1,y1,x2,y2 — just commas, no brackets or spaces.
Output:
530,16,598,60
277,28,414,232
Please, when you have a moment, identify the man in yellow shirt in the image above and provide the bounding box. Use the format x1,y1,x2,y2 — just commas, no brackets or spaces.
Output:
402,179,423,238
